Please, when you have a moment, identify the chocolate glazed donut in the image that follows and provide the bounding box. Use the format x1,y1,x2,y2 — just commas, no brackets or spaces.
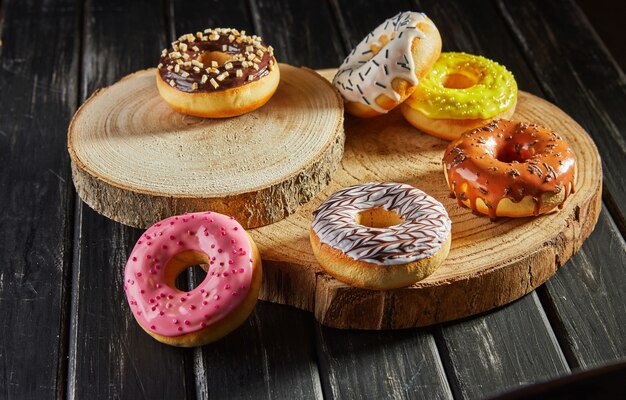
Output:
156,28,280,118
158,29,274,92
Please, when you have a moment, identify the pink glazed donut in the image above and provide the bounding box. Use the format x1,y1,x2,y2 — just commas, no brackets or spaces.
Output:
124,211,262,347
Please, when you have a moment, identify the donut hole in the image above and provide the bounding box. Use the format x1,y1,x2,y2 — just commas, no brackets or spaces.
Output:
497,143,534,163
370,34,392,55
355,208,405,228
165,250,210,292
443,73,476,89
175,265,208,291
198,51,234,67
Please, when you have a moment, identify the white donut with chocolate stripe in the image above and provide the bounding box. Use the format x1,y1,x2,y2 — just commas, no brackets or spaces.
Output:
332,12,441,116
310,182,451,289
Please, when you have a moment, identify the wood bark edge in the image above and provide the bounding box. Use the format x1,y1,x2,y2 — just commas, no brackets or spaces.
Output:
68,67,345,229
311,187,601,329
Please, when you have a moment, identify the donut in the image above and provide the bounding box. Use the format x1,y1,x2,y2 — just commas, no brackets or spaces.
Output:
442,119,576,219
310,182,451,290
332,12,441,118
401,52,517,140
156,28,280,118
124,211,262,347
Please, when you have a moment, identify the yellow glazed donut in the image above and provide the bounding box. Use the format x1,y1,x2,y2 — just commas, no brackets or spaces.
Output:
401,52,517,140
156,28,280,118
333,12,441,118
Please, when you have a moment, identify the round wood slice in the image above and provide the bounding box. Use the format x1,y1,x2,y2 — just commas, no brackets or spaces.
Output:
68,64,344,229
251,68,602,329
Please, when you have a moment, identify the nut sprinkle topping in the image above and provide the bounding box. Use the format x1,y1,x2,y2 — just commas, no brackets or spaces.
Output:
158,28,275,93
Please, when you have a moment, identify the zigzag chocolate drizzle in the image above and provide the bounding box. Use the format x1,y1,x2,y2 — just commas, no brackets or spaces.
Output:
312,182,451,266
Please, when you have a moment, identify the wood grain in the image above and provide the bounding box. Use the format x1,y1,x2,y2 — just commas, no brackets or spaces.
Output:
254,70,602,330
406,1,579,397
67,1,194,399
434,294,569,399
169,4,328,398
170,0,254,39
496,0,626,232
0,0,623,399
539,208,626,369
68,65,344,229
0,0,78,398
252,0,346,69
192,301,324,400
316,325,453,399
494,0,626,375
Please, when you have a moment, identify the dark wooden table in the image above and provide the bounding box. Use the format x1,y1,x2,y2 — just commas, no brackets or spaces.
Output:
1,0,625,399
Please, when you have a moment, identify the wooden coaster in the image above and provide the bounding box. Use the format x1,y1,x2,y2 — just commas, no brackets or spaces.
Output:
68,64,344,229
251,69,602,329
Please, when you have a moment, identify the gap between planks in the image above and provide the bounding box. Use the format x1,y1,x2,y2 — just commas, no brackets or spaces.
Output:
491,0,626,373
0,0,5,57
494,0,626,237
409,0,582,392
64,0,87,396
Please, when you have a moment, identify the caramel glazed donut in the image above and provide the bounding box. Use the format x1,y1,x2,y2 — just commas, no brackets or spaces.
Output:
156,28,280,118
332,11,441,118
443,119,576,219
310,182,451,290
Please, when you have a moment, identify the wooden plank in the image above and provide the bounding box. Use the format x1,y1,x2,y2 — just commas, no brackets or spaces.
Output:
413,0,543,96
67,1,193,398
418,0,626,391
493,0,626,374
169,0,254,35
434,295,569,399
316,327,453,399
330,0,412,50
251,0,345,68
308,0,453,397
498,0,626,141
0,0,78,398
576,1,626,72
496,0,626,231
170,2,324,399
539,208,626,369
192,301,323,400
491,360,626,400
408,0,575,396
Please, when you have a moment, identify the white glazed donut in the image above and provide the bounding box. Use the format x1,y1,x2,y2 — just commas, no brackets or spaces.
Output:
332,12,441,118
310,182,451,290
